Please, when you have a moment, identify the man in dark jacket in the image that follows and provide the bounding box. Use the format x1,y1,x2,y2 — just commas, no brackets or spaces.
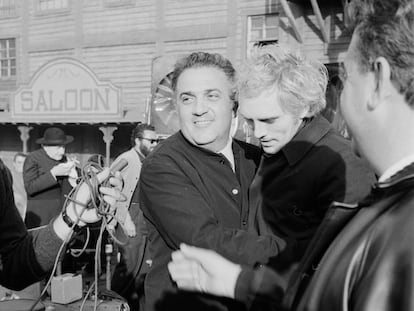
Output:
239,45,374,264
139,52,283,311
0,158,121,290
24,127,78,228
168,1,414,311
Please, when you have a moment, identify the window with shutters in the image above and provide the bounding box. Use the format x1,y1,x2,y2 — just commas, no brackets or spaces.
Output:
247,14,279,53
104,0,135,8
0,0,17,18
0,38,16,79
36,0,70,14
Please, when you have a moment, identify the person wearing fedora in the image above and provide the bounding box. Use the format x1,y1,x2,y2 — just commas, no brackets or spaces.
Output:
23,127,78,228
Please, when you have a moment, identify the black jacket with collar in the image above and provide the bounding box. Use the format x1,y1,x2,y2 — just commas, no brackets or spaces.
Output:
140,132,284,311
249,115,375,264
296,162,414,311
23,148,73,228
236,163,414,311
0,159,62,290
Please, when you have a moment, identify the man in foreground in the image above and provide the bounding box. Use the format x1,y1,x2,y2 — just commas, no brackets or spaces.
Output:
168,0,414,310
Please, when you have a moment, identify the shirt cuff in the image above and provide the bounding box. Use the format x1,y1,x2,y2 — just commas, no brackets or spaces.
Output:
234,265,255,303
32,221,64,272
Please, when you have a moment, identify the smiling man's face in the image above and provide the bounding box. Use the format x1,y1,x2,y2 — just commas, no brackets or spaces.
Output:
175,66,234,152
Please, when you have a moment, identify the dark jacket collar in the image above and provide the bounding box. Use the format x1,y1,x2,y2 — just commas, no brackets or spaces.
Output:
278,115,332,166
360,162,414,207
375,162,414,191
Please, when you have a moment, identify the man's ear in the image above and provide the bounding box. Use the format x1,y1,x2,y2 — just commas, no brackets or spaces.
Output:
370,56,392,110
134,137,141,147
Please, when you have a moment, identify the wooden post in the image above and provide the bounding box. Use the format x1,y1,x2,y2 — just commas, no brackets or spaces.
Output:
342,0,351,27
310,0,330,43
99,126,117,166
279,0,303,43
17,125,33,153
145,97,151,124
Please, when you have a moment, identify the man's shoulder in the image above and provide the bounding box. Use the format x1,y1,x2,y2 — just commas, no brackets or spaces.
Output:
312,131,371,173
303,123,357,164
116,148,138,160
233,139,261,161
112,148,143,171
28,148,42,156
317,128,352,150
316,131,371,171
26,148,45,162
148,133,184,156
143,133,183,163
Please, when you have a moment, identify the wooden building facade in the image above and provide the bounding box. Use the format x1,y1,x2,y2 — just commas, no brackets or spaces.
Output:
0,0,351,166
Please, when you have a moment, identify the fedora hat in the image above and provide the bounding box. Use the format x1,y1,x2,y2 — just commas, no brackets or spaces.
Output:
36,127,74,145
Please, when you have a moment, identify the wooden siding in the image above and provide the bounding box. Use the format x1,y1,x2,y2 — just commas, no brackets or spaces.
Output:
28,49,75,77
83,43,155,118
301,8,350,63
82,0,156,35
164,37,227,56
0,0,352,126
27,6,76,45
164,0,227,27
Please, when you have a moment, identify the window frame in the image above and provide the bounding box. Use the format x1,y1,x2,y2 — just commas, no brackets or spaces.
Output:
34,0,71,16
103,0,136,9
0,38,17,80
0,0,18,19
247,13,279,49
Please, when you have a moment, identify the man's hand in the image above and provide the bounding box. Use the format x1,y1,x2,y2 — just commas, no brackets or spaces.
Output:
168,244,242,299
67,168,123,224
53,168,124,240
51,161,75,177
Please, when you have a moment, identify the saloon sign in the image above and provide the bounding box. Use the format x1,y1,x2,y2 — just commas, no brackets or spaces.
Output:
12,58,122,121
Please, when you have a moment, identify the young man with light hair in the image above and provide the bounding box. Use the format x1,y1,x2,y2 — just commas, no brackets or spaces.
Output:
239,45,374,265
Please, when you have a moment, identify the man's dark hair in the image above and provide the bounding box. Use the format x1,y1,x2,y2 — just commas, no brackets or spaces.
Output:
349,0,414,107
130,123,155,147
171,52,236,91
